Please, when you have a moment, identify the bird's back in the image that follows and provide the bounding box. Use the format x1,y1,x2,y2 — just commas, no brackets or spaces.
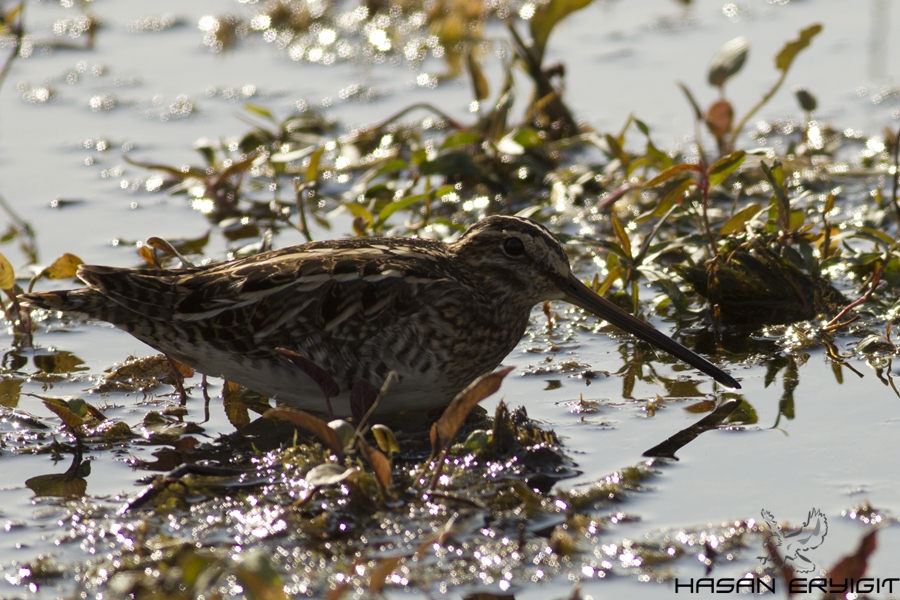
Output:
23,239,529,414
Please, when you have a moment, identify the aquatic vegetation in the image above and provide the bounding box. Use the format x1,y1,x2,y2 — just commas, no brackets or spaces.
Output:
2,1,900,598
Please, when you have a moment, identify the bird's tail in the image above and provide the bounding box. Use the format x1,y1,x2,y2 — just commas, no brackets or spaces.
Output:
20,286,110,319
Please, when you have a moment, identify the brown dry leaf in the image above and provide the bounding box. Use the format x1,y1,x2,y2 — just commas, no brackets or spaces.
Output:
263,408,344,458
171,360,194,378
138,245,159,267
705,99,733,142
433,366,514,453
349,378,377,423
223,380,251,429
825,529,877,594
358,437,391,493
367,556,403,594
173,436,201,453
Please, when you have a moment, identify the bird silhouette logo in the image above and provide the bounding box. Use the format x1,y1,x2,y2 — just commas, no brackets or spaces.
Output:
757,509,828,573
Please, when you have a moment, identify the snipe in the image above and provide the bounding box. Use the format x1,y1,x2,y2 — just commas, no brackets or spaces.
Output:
22,215,738,415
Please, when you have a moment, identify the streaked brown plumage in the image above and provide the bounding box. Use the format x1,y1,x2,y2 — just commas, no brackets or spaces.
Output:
21,215,738,415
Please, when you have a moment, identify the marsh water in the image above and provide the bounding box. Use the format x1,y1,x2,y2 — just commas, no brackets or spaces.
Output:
1,0,900,598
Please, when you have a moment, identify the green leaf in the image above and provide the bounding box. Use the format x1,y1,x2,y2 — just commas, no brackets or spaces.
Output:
644,163,700,189
677,82,703,120
529,0,596,60
654,178,694,215
373,158,408,178
794,87,818,112
610,214,632,258
306,147,324,183
720,203,762,235
342,202,374,227
376,193,426,224
441,131,480,149
420,152,479,177
41,253,84,280
244,103,275,121
512,127,544,148
0,252,14,291
371,424,400,455
707,150,746,188
466,49,489,102
789,209,805,231
708,36,750,87
774,23,823,73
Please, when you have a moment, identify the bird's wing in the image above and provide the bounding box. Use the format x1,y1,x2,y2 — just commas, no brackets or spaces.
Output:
798,510,828,550
760,510,784,546
790,552,816,573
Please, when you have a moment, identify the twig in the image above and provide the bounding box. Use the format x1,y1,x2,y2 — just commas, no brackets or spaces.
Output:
0,3,24,97
823,264,882,331
889,125,900,224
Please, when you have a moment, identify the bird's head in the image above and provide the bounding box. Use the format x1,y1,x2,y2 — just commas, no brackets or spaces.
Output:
452,214,740,389
451,215,572,308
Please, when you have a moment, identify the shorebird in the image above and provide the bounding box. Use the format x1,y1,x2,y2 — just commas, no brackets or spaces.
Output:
22,215,738,416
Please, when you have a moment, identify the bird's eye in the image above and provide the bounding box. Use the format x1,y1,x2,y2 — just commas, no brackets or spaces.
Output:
502,237,526,257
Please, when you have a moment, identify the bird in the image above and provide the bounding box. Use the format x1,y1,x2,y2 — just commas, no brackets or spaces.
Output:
21,215,738,417
758,509,828,573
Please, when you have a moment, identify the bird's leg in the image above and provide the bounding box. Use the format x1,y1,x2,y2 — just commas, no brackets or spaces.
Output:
276,348,340,418
164,354,188,403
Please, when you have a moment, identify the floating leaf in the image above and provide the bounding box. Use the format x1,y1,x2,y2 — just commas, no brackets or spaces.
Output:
25,471,88,497
304,463,355,488
234,549,290,600
40,396,87,429
707,36,749,88
263,408,344,458
223,380,251,429
774,24,823,73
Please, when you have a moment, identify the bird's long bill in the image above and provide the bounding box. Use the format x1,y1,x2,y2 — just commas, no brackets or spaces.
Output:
563,274,740,389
